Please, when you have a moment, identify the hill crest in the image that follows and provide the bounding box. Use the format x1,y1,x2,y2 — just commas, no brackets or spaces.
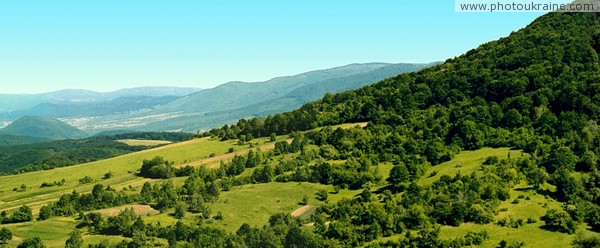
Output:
0,116,89,140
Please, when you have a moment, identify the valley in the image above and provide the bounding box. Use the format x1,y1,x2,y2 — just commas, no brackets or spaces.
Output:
0,6,599,248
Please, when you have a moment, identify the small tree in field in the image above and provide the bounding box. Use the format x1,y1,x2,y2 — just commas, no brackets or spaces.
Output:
300,195,309,206
0,227,12,244
17,237,45,248
65,229,83,248
174,201,187,219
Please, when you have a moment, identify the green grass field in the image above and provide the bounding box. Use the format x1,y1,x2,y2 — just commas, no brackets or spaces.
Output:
0,137,248,213
367,147,595,248
0,145,582,248
0,126,581,248
3,217,77,247
418,147,526,186
437,184,576,248
0,123,373,247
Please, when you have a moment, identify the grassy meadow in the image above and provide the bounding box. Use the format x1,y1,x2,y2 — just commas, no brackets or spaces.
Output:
0,124,585,247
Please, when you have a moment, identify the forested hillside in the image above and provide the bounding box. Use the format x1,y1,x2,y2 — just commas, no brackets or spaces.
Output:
0,132,192,174
204,12,600,246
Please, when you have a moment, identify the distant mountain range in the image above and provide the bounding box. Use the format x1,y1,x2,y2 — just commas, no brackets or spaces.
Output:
0,63,436,133
70,63,437,132
0,116,88,140
0,87,202,122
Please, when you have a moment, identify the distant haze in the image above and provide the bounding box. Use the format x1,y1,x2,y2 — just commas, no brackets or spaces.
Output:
0,1,544,94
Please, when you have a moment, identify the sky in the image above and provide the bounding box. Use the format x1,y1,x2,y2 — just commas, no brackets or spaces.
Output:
0,1,545,94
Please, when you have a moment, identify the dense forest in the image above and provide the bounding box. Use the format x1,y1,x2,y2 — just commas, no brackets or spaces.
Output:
5,12,600,248
203,12,599,246
0,132,192,174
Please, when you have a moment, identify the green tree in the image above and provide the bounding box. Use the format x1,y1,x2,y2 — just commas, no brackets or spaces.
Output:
17,237,45,248
552,169,583,202
387,163,410,187
284,226,323,248
541,209,577,234
130,230,148,248
543,146,578,173
65,229,83,248
102,171,113,179
300,195,309,206
9,205,33,223
572,232,600,248
174,201,187,219
452,120,484,150
38,205,54,220
316,189,328,201
527,166,549,189
0,227,12,244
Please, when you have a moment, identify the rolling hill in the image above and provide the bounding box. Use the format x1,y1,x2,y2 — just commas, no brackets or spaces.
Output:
0,116,89,140
0,131,193,174
0,10,599,248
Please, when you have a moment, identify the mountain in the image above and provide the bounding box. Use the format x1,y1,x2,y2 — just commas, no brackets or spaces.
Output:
218,12,600,143
2,96,180,119
1,11,600,248
203,11,600,245
0,116,89,140
86,62,437,132
0,87,202,121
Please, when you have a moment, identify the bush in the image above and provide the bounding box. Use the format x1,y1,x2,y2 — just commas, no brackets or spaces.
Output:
102,171,113,179
17,237,45,248
300,195,309,205
498,240,525,248
483,156,500,165
0,227,12,244
572,232,600,248
541,209,577,234
79,176,93,184
316,189,328,201
2,205,33,224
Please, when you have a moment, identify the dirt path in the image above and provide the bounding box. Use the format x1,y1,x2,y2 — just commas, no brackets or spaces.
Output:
94,204,159,216
291,205,315,217
356,122,368,128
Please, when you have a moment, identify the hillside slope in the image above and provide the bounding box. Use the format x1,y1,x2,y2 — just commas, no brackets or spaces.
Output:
1,11,600,248
207,11,600,246
0,116,89,140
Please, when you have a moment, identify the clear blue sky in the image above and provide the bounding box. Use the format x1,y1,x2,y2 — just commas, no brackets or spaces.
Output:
0,1,544,94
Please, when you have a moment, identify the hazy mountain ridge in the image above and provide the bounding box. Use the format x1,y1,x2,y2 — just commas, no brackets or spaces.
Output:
1,96,180,120
0,63,434,132
102,62,437,132
0,87,202,116
0,116,89,140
